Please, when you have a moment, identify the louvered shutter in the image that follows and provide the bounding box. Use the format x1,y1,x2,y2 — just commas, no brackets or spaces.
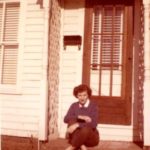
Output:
0,4,2,36
0,2,20,84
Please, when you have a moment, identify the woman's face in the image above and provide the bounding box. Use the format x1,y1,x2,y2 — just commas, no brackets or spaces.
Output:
77,91,89,105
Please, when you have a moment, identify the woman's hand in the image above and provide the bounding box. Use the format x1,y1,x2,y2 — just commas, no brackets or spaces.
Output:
67,123,79,134
78,115,92,123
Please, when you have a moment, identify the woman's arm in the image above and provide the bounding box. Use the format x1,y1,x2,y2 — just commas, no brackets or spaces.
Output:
78,103,99,128
64,103,77,124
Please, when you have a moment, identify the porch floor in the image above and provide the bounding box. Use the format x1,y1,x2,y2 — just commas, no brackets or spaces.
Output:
40,138,143,150
2,135,143,150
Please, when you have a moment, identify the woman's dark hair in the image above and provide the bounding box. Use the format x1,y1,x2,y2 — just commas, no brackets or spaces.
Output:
73,84,92,98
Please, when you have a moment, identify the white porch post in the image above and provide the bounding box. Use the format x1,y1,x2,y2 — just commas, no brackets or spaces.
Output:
39,0,50,141
143,0,150,147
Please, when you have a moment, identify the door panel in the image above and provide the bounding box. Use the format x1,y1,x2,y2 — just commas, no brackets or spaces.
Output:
83,0,133,125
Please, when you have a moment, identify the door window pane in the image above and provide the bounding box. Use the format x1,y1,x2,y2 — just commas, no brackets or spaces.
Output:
90,5,124,97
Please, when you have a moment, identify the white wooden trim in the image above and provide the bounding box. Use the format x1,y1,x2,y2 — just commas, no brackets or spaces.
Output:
38,4,49,141
43,0,49,8
0,0,20,2
39,79,48,140
16,0,27,93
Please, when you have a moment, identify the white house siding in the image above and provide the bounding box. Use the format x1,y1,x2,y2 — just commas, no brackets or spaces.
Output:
59,0,143,142
59,0,85,137
0,0,46,138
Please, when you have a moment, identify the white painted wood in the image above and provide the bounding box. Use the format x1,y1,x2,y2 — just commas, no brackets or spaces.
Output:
39,79,48,141
1,0,20,2
26,25,44,32
43,0,49,8
24,45,43,52
26,5,41,11
27,0,37,4
23,67,42,74
59,0,85,141
25,38,43,45
23,53,42,59
26,11,44,17
2,120,38,131
38,2,49,140
1,128,38,138
0,0,46,138
25,18,44,25
1,107,39,117
23,60,42,67
25,32,44,39
22,73,42,80
2,100,39,109
1,115,39,124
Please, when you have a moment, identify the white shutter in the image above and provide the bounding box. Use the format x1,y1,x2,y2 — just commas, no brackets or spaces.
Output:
0,4,2,38
2,45,18,84
0,4,3,81
0,2,20,85
4,3,19,42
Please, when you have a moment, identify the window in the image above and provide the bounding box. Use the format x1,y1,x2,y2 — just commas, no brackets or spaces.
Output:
0,1,20,86
90,5,124,97
91,6,123,71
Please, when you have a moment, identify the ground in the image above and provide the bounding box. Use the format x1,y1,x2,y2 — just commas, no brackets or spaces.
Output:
1,135,144,150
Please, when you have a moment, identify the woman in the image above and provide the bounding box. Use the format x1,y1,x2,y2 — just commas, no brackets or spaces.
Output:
64,84,99,150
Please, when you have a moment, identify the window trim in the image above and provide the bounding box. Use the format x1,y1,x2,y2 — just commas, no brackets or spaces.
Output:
0,0,26,94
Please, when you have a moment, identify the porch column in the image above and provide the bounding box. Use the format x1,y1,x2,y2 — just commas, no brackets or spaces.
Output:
143,0,150,147
39,0,50,141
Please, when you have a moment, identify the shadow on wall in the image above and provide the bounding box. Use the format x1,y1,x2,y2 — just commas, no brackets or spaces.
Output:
60,0,85,9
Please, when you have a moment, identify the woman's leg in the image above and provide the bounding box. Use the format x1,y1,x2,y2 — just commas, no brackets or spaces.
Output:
80,145,87,150
65,145,75,150
84,129,99,147
69,127,95,148
67,127,99,149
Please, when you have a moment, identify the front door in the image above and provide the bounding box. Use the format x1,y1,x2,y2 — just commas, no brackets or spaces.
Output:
82,0,133,125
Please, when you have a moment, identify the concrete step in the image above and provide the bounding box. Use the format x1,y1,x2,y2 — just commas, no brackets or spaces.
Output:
40,138,143,150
